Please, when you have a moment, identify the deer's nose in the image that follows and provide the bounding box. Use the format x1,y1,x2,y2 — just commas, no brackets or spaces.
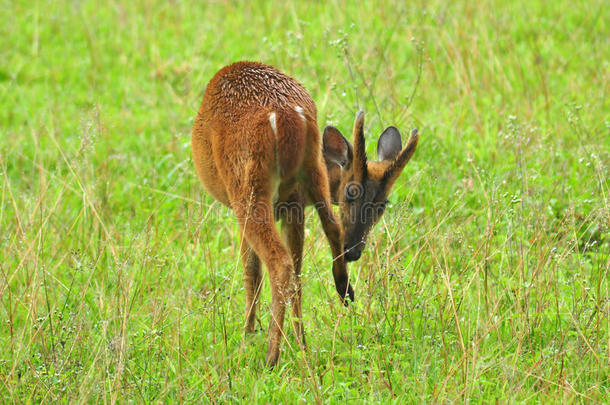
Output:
344,245,362,262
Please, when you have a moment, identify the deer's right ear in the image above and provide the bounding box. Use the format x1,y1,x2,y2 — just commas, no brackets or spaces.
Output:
323,126,353,168
377,126,402,161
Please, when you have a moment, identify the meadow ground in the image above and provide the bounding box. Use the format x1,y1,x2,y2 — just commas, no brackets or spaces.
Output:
1,0,608,402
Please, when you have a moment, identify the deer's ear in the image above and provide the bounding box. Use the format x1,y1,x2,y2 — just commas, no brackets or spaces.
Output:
323,126,353,168
377,126,402,161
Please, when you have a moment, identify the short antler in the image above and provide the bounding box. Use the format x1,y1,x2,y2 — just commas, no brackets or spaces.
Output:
352,110,367,183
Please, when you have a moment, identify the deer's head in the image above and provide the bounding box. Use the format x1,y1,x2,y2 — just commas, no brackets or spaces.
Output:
323,111,419,262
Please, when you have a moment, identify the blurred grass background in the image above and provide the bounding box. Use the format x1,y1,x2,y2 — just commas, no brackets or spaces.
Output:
1,0,608,402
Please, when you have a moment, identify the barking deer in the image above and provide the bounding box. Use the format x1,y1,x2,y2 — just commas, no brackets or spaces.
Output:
192,61,418,367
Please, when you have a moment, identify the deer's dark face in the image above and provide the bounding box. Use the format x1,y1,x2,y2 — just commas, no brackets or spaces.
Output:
323,111,419,262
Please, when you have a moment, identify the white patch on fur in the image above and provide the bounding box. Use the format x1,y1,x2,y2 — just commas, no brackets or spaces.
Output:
269,112,281,177
293,105,305,121
269,112,277,135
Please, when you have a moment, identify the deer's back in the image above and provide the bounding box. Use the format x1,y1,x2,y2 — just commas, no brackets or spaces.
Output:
193,62,319,205
203,61,316,123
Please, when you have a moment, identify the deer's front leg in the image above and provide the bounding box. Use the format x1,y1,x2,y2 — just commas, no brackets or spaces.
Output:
304,151,354,304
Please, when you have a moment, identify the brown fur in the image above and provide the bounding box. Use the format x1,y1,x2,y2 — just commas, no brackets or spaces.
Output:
192,61,353,367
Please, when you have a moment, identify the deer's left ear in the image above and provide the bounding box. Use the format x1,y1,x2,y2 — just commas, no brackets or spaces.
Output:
377,126,402,161
323,126,353,168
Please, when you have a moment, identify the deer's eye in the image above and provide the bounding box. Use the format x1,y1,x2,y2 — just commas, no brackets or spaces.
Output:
345,182,362,203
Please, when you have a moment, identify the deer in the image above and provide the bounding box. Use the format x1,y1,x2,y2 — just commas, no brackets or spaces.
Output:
191,61,418,367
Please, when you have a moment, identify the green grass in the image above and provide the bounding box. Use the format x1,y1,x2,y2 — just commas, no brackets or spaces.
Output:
1,0,608,402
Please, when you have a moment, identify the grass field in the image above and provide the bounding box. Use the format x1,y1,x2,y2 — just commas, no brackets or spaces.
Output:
1,0,609,402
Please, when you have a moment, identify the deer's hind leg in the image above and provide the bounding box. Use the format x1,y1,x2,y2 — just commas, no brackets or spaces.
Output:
227,178,296,367
240,240,262,333
279,192,306,348
234,196,295,367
